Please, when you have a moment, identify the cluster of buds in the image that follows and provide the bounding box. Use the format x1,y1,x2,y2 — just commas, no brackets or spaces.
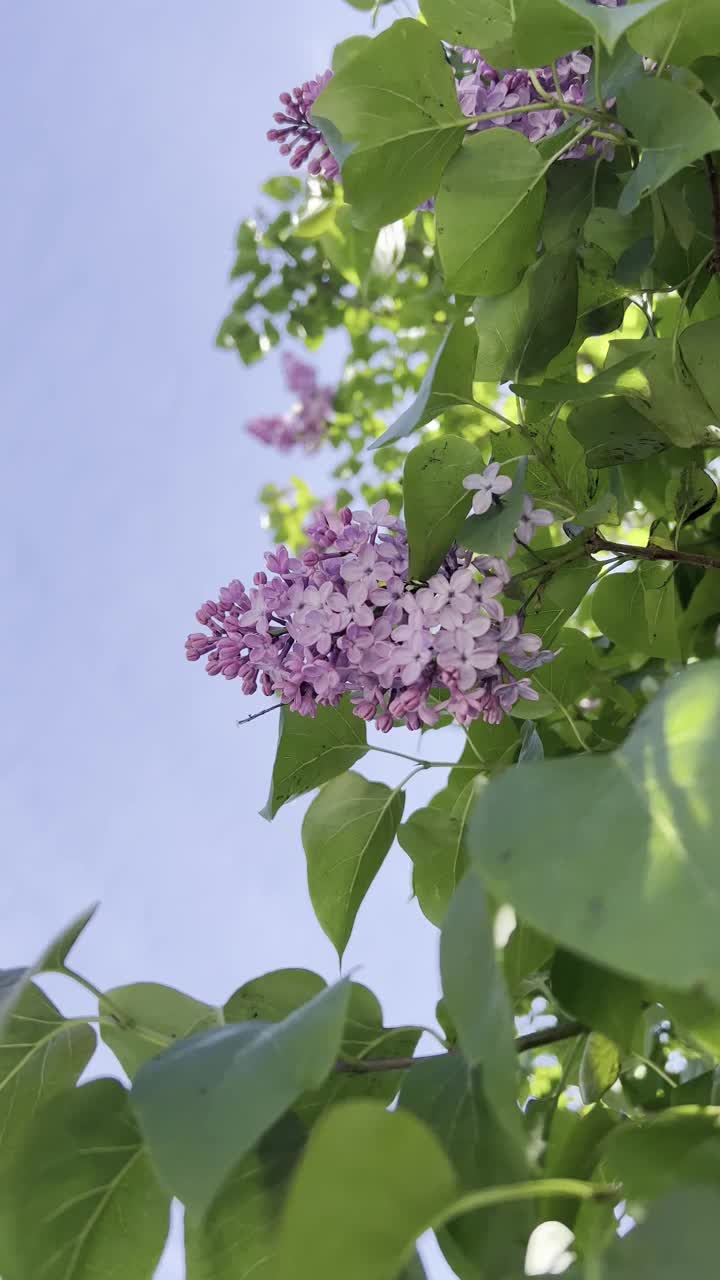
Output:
186,466,556,731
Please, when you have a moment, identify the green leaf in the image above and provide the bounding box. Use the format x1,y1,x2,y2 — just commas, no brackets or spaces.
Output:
403,435,483,580
132,979,352,1218
9,1079,170,1280
440,873,522,1142
504,922,554,999
224,969,326,1024
261,700,367,820
331,35,371,73
568,397,672,468
519,720,544,763
302,770,406,957
579,1031,620,1104
419,0,513,60
313,20,467,227
185,1112,307,1280
519,552,599,644
0,968,31,1031
468,660,720,997
601,1188,720,1276
514,0,672,63
679,315,720,422
276,1101,458,1280
461,456,528,559
617,78,720,214
100,984,221,1078
0,984,95,1177
474,248,578,382
374,321,478,448
607,335,718,448
398,791,475,927
667,463,717,529
551,951,645,1050
593,567,680,660
640,561,681,661
399,1057,532,1279
437,129,547,296
629,0,720,68
601,1108,720,1202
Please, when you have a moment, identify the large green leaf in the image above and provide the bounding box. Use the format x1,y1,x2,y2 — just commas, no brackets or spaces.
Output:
374,321,477,448
276,1101,459,1280
474,247,578,382
629,0,720,67
551,951,645,1051
419,0,513,60
131,979,352,1218
313,19,467,227
606,336,717,448
592,567,680,661
403,436,483,580
514,0,673,63
541,1103,618,1228
600,1108,720,1202
440,873,522,1143
185,1112,307,1280
0,906,99,1034
679,316,720,422
302,770,406,957
8,1079,170,1280
0,983,95,1177
261,700,367,820
224,968,326,1024
568,398,672,468
399,1057,532,1280
468,660,720,996
398,789,475,927
599,1187,720,1276
437,129,547,296
617,78,720,214
100,983,221,1078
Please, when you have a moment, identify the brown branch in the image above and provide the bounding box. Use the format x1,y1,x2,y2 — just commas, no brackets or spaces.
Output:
236,703,282,727
589,533,720,572
705,153,720,274
334,1020,586,1076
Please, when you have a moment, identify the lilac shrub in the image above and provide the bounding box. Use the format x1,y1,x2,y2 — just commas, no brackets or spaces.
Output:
186,465,555,731
245,353,334,452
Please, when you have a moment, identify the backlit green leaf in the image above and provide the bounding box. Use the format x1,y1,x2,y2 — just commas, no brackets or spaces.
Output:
437,129,547,296
302,771,406,957
617,78,720,214
261,700,367,820
469,660,720,996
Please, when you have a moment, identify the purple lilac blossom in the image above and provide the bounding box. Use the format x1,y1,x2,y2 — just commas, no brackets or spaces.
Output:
267,72,340,180
186,464,556,732
245,353,334,453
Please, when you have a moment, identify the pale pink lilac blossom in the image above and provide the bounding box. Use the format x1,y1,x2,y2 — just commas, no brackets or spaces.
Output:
246,353,333,453
187,465,556,732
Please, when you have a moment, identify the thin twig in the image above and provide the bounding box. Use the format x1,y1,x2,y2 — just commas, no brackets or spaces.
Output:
237,704,282,727
334,1020,586,1075
590,533,720,572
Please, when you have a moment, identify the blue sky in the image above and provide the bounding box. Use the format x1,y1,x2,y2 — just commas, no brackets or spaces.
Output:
3,3,456,1275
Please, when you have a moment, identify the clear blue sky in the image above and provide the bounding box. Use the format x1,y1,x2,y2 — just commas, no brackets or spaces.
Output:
2,3,455,1275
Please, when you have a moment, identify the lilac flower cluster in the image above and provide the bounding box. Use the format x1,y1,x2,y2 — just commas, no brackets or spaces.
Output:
268,0,623,179
266,72,340,180
186,466,556,732
246,353,334,453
